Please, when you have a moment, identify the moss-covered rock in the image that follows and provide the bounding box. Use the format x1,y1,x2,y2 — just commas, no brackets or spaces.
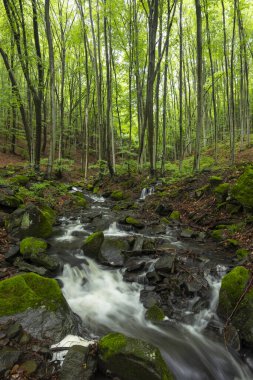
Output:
6,204,55,239
0,273,67,317
217,266,253,347
86,184,93,191
82,231,104,259
236,248,249,260
209,176,223,186
98,332,174,380
195,185,210,199
20,237,47,256
72,194,87,208
0,192,21,209
125,216,144,229
231,166,253,209
145,305,165,322
226,239,239,247
9,175,30,186
111,190,124,201
169,211,180,221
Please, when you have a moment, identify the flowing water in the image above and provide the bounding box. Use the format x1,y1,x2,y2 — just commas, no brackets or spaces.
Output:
51,193,252,379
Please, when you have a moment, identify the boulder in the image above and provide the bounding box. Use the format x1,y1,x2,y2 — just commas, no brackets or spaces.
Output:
0,347,22,375
6,204,56,239
0,190,21,209
99,237,129,267
14,257,48,276
155,255,176,275
111,190,124,201
98,332,174,380
145,305,165,322
82,231,104,259
217,266,253,347
0,273,84,343
60,345,97,380
155,204,173,217
125,216,144,229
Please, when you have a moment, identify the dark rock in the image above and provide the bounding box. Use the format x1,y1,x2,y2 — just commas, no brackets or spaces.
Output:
125,259,145,272
7,322,22,339
0,347,21,374
182,275,208,295
5,245,20,262
146,270,161,284
19,360,38,375
180,228,195,238
132,236,144,252
140,290,162,308
223,324,240,351
155,255,176,275
82,231,104,260
60,345,97,380
99,238,129,267
155,204,173,217
14,257,48,276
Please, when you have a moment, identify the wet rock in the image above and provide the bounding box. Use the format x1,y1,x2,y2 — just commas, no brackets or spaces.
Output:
180,228,195,238
60,345,97,380
182,275,208,295
140,290,162,308
82,231,104,260
132,236,144,252
145,305,165,322
146,270,162,284
14,257,48,276
155,255,176,275
155,204,173,217
0,211,8,227
125,258,145,272
98,332,174,380
5,245,20,262
7,322,22,339
0,189,21,210
125,216,144,229
217,266,253,348
0,347,21,374
99,238,129,267
223,324,240,351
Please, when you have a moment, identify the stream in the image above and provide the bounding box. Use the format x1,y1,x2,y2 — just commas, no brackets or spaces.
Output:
48,191,252,380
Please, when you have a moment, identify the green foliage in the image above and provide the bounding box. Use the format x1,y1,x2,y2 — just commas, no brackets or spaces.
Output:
231,166,253,209
236,248,249,260
111,190,124,200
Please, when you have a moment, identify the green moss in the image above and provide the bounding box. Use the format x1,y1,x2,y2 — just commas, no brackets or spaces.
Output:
40,205,56,226
73,195,87,208
99,332,127,360
214,183,230,195
0,193,21,208
125,216,143,228
209,176,223,186
145,305,165,321
236,248,249,260
195,185,210,198
0,273,67,317
82,231,104,258
161,217,170,224
93,187,99,194
20,237,47,256
86,184,93,191
99,332,174,380
169,211,180,221
111,190,124,200
85,231,104,244
231,166,253,209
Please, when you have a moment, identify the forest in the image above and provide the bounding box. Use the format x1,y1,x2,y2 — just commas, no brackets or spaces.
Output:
0,0,252,177
1,1,253,380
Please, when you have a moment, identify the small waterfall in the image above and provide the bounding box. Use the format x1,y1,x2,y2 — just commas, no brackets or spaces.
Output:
140,186,155,200
104,222,131,237
58,259,251,379
55,220,88,242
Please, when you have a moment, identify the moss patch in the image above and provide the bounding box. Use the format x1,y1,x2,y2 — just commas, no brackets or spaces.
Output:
10,175,30,185
236,248,249,260
125,217,144,228
111,191,124,201
82,231,104,258
0,273,67,317
145,305,165,321
20,237,47,256
169,211,180,221
99,332,127,360
231,166,253,209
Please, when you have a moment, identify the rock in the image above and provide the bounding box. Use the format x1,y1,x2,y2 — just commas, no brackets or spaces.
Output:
182,275,208,295
209,176,223,186
231,166,253,209
111,191,124,201
223,323,240,351
0,211,8,227
132,236,144,252
155,255,176,275
98,332,174,380
6,204,56,239
213,183,230,203
5,245,20,262
0,347,21,374
180,228,195,238
236,248,249,260
125,258,145,272
60,345,97,380
14,257,48,276
143,238,155,251
6,322,22,339
217,266,253,347
195,185,210,199
99,238,128,267
0,190,21,209
82,231,104,259
155,204,173,217
0,273,67,318
145,305,165,322
140,290,162,308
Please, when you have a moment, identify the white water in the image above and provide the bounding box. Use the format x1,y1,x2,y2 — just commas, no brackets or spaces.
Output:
104,222,131,237
140,186,155,200
51,334,95,363
58,259,251,379
55,220,88,242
